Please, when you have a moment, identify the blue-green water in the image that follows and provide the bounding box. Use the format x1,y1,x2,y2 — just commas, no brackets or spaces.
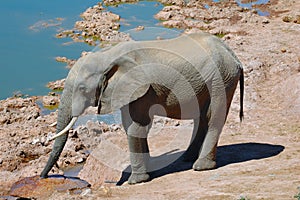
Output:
0,0,98,99
213,0,270,16
0,0,269,100
0,1,164,100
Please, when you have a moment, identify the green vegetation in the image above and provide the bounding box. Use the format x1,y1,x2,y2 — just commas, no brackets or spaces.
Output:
238,196,250,200
294,187,300,200
43,104,59,111
214,32,226,38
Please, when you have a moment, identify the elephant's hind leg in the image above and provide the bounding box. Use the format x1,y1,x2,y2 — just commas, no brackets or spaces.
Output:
187,113,218,171
193,89,227,171
192,120,219,171
183,117,208,162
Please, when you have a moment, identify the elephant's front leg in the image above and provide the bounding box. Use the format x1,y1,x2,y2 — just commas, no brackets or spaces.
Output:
127,122,151,184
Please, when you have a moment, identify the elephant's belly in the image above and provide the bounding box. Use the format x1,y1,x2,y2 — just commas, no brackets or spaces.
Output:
149,84,209,119
130,85,209,122
154,100,204,120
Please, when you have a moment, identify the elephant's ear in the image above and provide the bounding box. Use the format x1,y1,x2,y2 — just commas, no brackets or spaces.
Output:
100,56,150,114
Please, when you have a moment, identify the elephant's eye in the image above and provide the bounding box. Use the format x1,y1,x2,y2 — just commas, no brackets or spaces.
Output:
78,85,87,93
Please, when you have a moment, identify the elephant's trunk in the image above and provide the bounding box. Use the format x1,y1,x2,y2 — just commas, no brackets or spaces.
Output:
40,88,72,178
40,65,79,178
40,133,68,178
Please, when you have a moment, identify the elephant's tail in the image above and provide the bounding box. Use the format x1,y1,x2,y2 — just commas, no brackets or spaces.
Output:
239,68,244,122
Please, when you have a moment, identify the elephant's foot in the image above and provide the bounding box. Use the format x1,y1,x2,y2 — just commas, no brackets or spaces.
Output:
192,157,216,171
128,173,150,185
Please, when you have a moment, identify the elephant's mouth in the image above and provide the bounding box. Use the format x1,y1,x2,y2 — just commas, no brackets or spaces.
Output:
95,80,107,115
97,101,102,115
95,84,101,107
95,86,102,115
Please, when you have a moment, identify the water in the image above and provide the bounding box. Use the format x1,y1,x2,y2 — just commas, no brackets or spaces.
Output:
235,0,269,8
0,0,270,100
0,1,165,100
74,112,122,127
108,2,181,40
108,1,163,31
0,0,99,99
235,0,270,16
213,0,270,16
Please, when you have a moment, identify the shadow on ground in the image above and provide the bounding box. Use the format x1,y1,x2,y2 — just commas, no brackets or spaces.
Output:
117,142,284,185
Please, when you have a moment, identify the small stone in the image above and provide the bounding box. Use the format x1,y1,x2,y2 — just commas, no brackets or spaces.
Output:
224,34,231,40
282,16,293,23
110,124,121,131
135,25,144,31
281,48,287,53
155,11,172,21
0,116,8,124
31,138,40,145
42,95,60,107
55,56,68,63
82,32,88,37
81,51,90,57
252,9,258,14
294,15,300,24
102,186,112,197
56,17,64,21
77,126,89,135
174,121,180,126
100,121,110,132
81,188,92,196
76,157,85,164
189,12,196,19
262,18,269,24
40,136,47,145
48,92,56,96
47,79,65,90
75,143,85,152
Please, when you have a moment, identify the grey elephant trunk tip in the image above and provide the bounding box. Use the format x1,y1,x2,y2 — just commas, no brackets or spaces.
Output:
40,173,48,179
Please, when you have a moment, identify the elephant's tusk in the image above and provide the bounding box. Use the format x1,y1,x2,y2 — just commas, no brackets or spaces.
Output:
49,121,57,127
49,117,78,141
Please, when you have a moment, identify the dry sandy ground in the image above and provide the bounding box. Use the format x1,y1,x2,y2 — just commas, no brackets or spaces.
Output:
1,0,300,199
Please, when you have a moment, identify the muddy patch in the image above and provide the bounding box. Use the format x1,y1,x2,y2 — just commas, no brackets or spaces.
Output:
8,175,90,199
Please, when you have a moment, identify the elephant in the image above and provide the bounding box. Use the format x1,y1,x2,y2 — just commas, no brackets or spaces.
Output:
40,32,244,184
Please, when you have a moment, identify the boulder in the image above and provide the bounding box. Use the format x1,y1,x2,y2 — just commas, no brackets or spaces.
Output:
47,79,65,90
78,137,130,188
9,175,90,199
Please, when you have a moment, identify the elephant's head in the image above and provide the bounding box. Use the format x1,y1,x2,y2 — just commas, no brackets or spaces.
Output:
40,47,150,178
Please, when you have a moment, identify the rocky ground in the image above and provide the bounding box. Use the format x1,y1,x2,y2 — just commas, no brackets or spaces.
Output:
1,0,300,199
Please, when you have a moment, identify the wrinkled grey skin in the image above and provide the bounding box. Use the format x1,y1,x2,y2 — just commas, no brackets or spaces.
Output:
41,32,244,184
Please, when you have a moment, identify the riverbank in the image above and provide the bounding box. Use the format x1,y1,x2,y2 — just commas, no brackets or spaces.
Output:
1,0,300,199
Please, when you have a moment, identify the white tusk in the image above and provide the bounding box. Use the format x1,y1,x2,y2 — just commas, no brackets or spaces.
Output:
49,121,57,127
49,117,78,141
